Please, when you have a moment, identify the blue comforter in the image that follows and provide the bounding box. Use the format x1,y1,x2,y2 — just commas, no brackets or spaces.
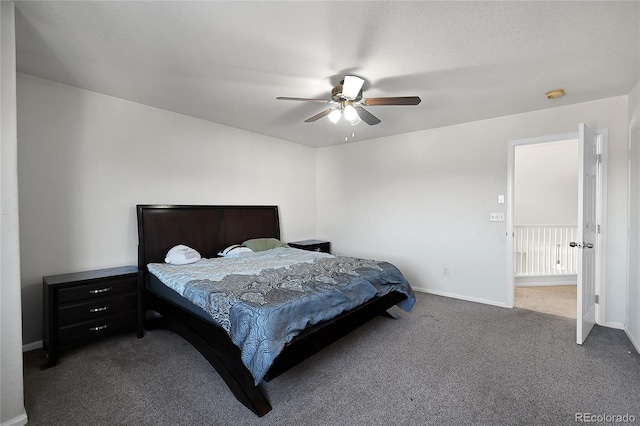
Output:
148,248,415,384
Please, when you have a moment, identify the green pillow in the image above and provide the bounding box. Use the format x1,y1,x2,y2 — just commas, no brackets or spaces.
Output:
242,238,288,252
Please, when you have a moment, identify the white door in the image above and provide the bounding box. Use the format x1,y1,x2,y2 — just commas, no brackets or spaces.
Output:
575,123,599,345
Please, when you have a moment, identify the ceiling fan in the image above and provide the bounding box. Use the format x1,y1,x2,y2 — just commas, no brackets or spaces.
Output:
277,75,421,126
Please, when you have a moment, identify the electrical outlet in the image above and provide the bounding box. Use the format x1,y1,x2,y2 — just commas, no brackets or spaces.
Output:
443,267,449,276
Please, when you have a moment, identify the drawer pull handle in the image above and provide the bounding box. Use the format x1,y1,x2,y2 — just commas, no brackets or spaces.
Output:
89,323,111,332
89,287,112,294
89,306,110,313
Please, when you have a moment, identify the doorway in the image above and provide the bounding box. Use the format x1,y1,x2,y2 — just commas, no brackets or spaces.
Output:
513,139,578,319
506,128,608,338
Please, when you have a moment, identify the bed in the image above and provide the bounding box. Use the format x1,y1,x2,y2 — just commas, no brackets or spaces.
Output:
137,204,415,416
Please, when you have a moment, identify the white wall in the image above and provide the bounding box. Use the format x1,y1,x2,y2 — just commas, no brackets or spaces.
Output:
17,74,317,345
15,73,636,344
1,2,28,425
317,97,629,325
627,80,640,351
515,140,578,225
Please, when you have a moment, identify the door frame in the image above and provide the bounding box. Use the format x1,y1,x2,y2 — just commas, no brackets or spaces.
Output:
506,130,608,327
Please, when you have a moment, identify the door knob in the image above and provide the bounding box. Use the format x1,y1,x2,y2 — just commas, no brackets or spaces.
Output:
569,242,594,249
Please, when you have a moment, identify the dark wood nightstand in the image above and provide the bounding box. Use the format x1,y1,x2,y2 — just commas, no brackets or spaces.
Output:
43,266,143,367
288,239,331,254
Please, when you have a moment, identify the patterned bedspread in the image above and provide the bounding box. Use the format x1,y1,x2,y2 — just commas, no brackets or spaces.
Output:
147,247,415,384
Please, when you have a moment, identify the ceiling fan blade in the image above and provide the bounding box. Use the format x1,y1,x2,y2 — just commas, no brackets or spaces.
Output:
304,107,337,123
277,97,331,103
363,96,422,106
342,76,365,100
355,106,381,125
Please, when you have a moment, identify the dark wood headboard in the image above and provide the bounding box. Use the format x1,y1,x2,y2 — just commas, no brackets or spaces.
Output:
136,205,280,271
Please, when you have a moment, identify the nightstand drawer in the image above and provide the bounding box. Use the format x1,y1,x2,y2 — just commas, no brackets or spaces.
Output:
58,310,137,345
57,276,138,304
58,294,138,326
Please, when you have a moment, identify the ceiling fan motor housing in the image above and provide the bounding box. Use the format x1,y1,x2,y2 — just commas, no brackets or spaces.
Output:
331,81,362,102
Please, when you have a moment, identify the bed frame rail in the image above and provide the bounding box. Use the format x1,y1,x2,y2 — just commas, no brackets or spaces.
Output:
265,291,406,381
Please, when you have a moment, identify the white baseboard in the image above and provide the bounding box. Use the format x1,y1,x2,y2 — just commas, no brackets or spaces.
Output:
412,287,508,308
624,326,640,353
515,275,577,287
414,287,631,336
1,412,28,426
602,321,625,330
22,340,43,352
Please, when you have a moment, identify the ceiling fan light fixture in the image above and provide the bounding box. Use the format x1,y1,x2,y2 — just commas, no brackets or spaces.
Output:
343,104,358,121
328,109,341,124
342,76,365,100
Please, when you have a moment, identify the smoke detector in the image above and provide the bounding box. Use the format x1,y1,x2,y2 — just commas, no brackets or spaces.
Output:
545,89,565,99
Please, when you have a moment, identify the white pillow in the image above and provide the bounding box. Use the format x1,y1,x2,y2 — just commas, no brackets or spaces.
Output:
165,245,201,265
218,244,253,258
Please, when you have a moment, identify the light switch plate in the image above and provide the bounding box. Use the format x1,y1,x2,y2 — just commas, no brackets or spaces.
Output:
490,212,505,222
498,194,505,204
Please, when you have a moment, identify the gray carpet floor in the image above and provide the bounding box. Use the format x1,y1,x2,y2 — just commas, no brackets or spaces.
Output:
23,292,640,426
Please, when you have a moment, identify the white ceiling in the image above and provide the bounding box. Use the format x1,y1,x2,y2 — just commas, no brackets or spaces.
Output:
14,1,640,147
